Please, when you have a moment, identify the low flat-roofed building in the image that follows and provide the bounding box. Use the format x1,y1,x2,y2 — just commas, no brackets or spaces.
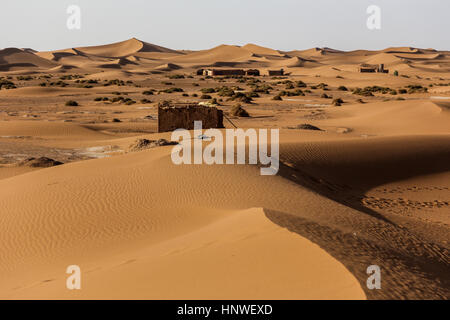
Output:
203,69,245,76
268,69,284,76
359,64,389,73
246,69,260,76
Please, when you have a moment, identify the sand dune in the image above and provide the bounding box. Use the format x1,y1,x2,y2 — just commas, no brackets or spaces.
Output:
172,44,257,64
0,48,58,71
0,121,111,141
274,56,322,68
321,100,449,135
74,38,180,58
0,145,365,299
242,43,284,57
3,39,447,74
154,63,182,71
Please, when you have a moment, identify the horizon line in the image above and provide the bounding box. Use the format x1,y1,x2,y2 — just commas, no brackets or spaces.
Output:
2,37,448,53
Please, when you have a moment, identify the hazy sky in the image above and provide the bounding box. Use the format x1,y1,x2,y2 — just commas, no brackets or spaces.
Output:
1,0,448,52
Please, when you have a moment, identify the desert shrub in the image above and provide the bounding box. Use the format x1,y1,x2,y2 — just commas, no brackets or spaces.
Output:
246,91,260,98
231,104,249,117
296,80,307,88
398,89,407,94
229,92,253,103
389,89,397,95
296,124,321,130
393,70,399,76
251,84,272,94
201,88,216,94
216,86,235,97
321,93,331,99
160,87,184,93
337,86,348,91
295,80,307,88
405,85,428,93
94,97,103,101
17,76,33,81
50,81,68,87
352,86,394,96
200,94,212,99
104,79,126,86
111,96,125,103
84,79,98,84
272,95,282,101
112,118,122,122
0,80,17,89
285,82,295,89
142,90,154,95
246,78,261,85
168,74,185,79
111,97,135,105
162,81,174,85
140,99,152,104
316,83,328,89
59,74,83,80
396,97,406,100
279,89,305,97
192,93,198,97
65,100,78,106
332,98,344,106
192,83,199,87
39,82,47,87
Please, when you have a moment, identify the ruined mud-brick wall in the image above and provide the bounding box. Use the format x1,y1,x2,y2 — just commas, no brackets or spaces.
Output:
158,104,224,133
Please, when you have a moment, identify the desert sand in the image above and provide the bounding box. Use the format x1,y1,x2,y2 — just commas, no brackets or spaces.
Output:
0,38,449,300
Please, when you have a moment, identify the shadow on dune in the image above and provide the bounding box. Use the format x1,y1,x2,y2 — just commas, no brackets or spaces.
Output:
264,208,449,300
265,135,450,299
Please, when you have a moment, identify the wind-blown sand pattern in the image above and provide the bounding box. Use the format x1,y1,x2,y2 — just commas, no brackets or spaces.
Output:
0,38,449,300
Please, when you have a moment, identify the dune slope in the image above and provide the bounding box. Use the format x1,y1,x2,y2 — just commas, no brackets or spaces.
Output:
0,145,366,300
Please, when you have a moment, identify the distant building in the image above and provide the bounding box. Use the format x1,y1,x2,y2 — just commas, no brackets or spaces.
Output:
377,64,389,73
359,64,389,74
359,66,377,73
268,69,284,76
246,69,260,76
203,69,245,76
